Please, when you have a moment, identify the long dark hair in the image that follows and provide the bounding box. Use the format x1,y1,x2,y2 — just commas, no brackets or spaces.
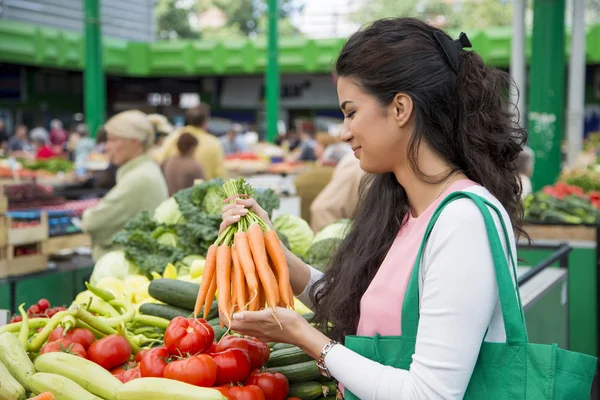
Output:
309,18,527,342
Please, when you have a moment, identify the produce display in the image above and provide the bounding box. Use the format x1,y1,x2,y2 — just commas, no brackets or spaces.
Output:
524,183,600,224
302,220,351,272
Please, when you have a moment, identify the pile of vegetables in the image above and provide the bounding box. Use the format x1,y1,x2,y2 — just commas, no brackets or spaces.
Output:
19,158,74,174
302,220,351,272
195,179,295,326
109,179,280,279
524,183,600,224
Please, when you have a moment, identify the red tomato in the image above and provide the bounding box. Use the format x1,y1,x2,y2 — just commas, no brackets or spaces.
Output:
37,299,50,312
28,305,40,315
230,385,266,400
217,336,270,369
139,347,169,378
87,334,131,370
208,342,219,353
287,398,301,400
163,354,217,387
164,317,214,356
113,365,141,383
9,315,22,323
216,386,234,400
211,348,252,385
245,371,289,400
111,361,138,375
40,338,87,358
48,328,95,350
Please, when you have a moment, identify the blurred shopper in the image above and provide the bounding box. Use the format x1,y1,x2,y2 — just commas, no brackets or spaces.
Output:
30,121,49,146
244,123,259,147
92,125,118,190
294,140,352,223
221,123,248,155
67,123,87,161
34,137,55,159
158,104,226,180
0,118,8,149
162,132,206,196
518,146,534,199
314,132,353,166
277,128,301,151
49,119,68,148
73,124,96,173
81,110,168,260
7,124,34,155
148,114,174,163
310,153,365,232
297,122,318,161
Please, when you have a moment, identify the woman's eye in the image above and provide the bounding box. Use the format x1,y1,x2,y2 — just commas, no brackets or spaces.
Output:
345,111,355,119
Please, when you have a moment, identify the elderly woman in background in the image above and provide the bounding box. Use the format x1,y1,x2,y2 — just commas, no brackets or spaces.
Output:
81,110,168,260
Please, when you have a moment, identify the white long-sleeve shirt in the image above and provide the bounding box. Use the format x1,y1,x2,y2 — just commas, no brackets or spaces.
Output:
298,186,518,399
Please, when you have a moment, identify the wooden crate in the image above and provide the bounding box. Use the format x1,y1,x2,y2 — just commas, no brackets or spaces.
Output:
524,224,596,242
7,241,48,277
0,216,7,247
46,233,91,255
0,247,8,279
7,212,49,246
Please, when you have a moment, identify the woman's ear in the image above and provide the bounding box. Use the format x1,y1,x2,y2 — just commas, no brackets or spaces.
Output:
392,93,414,128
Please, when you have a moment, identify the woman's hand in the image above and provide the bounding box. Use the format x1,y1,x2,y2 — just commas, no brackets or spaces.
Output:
220,198,273,234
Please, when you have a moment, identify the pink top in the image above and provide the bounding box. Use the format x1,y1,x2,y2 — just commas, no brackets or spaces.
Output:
356,179,477,336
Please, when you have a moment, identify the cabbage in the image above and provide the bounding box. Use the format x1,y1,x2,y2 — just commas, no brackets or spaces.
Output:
201,189,223,215
90,250,140,285
313,219,351,243
273,214,314,258
153,197,184,225
156,231,178,247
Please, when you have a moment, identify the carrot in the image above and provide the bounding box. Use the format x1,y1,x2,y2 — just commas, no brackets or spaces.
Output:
249,279,262,311
247,223,279,310
203,274,217,319
31,393,55,400
234,231,259,298
194,244,218,318
264,229,292,308
232,245,247,311
216,244,233,326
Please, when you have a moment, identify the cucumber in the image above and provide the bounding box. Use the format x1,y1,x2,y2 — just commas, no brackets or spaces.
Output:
320,382,338,397
0,359,26,400
29,373,102,400
117,377,225,400
0,332,35,391
302,312,315,322
148,279,200,310
268,346,312,367
270,360,321,383
287,381,324,400
207,317,221,326
272,343,295,351
139,303,192,320
212,325,227,342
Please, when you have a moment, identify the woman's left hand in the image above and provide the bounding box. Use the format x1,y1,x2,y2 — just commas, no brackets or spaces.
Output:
226,307,309,345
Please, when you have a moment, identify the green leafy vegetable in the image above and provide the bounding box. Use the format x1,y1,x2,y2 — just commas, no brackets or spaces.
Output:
254,189,280,219
273,214,314,257
90,250,141,284
153,197,184,225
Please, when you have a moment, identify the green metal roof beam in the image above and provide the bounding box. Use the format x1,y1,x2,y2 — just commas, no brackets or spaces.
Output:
0,20,598,76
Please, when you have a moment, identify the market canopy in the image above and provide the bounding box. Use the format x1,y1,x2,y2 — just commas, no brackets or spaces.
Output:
0,20,598,77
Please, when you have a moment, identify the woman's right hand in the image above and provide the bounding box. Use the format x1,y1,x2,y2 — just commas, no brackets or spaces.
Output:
220,198,273,234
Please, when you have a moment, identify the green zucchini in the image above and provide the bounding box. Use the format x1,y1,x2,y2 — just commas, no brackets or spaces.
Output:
212,325,227,342
302,312,315,322
320,382,338,397
148,279,199,310
287,381,324,400
139,303,192,320
268,346,312,367
0,359,26,400
270,360,321,383
0,332,35,391
207,317,221,326
272,342,295,351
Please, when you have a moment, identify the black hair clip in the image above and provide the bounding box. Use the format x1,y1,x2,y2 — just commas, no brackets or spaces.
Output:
433,31,472,72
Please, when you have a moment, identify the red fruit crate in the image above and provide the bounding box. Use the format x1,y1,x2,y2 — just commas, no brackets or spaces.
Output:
6,212,48,246
6,241,48,277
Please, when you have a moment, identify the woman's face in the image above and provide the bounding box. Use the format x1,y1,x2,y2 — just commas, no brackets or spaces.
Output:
336,77,412,174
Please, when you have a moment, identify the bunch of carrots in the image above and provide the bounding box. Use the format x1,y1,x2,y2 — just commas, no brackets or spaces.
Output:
194,178,294,326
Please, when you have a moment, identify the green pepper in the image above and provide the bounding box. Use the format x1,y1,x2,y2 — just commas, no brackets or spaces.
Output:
17,304,29,349
73,291,120,317
117,323,142,354
68,304,117,336
100,299,136,327
28,310,70,351
60,315,77,335
85,282,116,302
0,318,48,334
132,314,170,330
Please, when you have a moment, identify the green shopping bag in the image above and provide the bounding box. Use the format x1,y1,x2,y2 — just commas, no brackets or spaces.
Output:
345,191,597,399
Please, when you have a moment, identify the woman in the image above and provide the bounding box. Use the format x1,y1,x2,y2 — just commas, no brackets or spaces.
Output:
221,18,527,399
162,132,206,196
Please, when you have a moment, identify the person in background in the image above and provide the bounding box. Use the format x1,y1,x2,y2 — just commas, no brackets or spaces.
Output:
81,110,168,261
277,128,301,151
33,137,55,159
518,146,534,199
92,125,118,190
314,132,353,166
297,122,318,161
294,142,351,223
310,153,365,232
7,124,34,155
0,118,9,149
49,119,68,148
148,114,174,163
221,123,248,155
162,132,206,196
74,124,96,173
67,123,86,160
244,123,259,147
157,104,226,180
29,121,49,147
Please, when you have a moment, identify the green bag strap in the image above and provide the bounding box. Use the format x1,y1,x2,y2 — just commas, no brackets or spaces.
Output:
401,191,527,345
